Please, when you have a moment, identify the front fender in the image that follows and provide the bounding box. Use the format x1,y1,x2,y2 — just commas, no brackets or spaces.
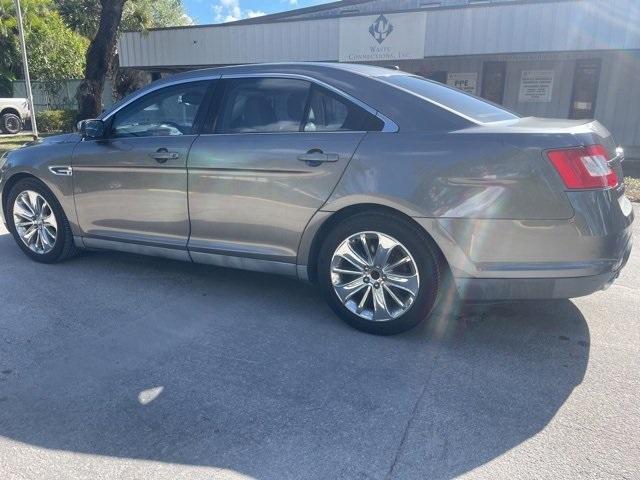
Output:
0,137,80,233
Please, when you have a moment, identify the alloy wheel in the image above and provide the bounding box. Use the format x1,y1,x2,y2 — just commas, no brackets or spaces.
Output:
5,115,20,133
330,231,420,322
12,190,58,254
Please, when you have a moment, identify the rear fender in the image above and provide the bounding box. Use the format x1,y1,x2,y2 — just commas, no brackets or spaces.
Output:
327,132,575,220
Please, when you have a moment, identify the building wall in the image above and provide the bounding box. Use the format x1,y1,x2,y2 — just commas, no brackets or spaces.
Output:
119,18,339,69
598,50,640,150
503,59,574,119
117,0,640,146
119,0,640,68
423,0,640,57
280,0,470,20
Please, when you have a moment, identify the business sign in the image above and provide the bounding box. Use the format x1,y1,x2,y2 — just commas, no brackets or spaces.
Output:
339,12,427,62
447,72,478,95
519,70,555,102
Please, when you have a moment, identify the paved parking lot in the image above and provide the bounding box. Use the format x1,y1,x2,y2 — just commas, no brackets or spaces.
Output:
0,208,638,480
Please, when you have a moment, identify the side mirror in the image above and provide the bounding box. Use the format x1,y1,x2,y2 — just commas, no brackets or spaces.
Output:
78,119,106,140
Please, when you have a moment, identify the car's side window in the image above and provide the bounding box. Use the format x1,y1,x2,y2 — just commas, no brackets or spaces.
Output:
303,86,384,132
217,78,311,133
110,81,209,138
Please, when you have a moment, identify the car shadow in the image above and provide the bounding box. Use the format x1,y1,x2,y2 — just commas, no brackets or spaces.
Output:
0,238,590,479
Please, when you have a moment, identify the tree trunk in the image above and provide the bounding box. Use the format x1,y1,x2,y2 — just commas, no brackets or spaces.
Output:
76,0,126,121
112,53,151,101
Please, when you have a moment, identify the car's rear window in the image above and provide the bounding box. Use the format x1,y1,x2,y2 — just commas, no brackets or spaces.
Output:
379,74,519,123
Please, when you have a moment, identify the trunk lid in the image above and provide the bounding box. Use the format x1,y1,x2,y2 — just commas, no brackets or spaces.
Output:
468,117,626,194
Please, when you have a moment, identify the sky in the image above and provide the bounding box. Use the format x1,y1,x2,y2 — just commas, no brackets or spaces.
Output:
183,0,335,24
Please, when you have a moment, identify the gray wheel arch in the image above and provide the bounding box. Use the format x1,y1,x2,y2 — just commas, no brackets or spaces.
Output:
2,172,38,224
2,172,75,234
298,203,451,284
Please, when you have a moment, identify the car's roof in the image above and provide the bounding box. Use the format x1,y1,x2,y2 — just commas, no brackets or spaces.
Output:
102,62,490,132
102,62,403,120
165,62,404,82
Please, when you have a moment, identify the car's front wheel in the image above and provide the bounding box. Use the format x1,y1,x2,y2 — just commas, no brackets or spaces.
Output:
6,178,78,263
318,212,442,335
1,113,22,134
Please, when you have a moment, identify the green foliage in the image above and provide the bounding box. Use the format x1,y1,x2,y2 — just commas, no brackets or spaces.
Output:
54,0,192,108
0,0,88,95
1,0,191,111
52,0,100,38
54,0,192,40
122,0,192,31
35,108,76,132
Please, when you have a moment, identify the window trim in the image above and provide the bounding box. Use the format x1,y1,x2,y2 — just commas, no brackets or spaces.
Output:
101,75,221,123
212,73,398,134
210,78,382,135
300,83,314,133
100,72,398,134
106,80,216,140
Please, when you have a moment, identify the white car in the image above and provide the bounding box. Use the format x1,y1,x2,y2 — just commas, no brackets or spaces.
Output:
0,98,31,134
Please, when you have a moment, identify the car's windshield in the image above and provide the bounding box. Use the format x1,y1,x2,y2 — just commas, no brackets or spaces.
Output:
379,74,519,123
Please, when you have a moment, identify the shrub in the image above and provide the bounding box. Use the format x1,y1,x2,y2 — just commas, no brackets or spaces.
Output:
35,109,76,133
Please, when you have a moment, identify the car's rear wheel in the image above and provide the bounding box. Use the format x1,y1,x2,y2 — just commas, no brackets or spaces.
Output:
6,178,78,263
1,113,22,134
318,212,442,335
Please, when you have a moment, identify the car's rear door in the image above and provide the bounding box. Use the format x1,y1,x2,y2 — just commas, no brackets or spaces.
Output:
187,76,383,265
72,80,215,254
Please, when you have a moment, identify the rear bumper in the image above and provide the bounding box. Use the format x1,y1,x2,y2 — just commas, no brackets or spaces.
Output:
455,237,631,300
415,190,634,301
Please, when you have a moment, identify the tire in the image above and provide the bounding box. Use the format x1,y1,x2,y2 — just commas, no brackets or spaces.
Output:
318,212,442,335
1,113,22,135
6,178,78,263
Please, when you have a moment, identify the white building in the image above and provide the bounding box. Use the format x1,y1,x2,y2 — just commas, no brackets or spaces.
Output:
118,0,640,150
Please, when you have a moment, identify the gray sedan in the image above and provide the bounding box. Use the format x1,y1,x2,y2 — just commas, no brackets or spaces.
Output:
0,63,634,334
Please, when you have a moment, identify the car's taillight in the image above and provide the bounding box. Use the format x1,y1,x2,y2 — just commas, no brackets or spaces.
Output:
547,145,618,189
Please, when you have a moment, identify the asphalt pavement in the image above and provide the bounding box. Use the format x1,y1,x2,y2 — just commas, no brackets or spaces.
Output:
0,207,638,480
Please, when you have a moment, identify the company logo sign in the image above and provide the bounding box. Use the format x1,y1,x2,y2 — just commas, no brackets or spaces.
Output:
369,14,393,44
339,12,426,62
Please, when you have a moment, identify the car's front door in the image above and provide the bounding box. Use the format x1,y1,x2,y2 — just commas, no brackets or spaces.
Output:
187,76,384,266
72,80,213,252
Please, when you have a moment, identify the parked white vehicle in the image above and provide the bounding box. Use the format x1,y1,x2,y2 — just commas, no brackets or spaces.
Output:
0,98,30,134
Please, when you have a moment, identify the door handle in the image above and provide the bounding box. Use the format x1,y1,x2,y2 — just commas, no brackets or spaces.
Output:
149,148,180,163
297,149,339,166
